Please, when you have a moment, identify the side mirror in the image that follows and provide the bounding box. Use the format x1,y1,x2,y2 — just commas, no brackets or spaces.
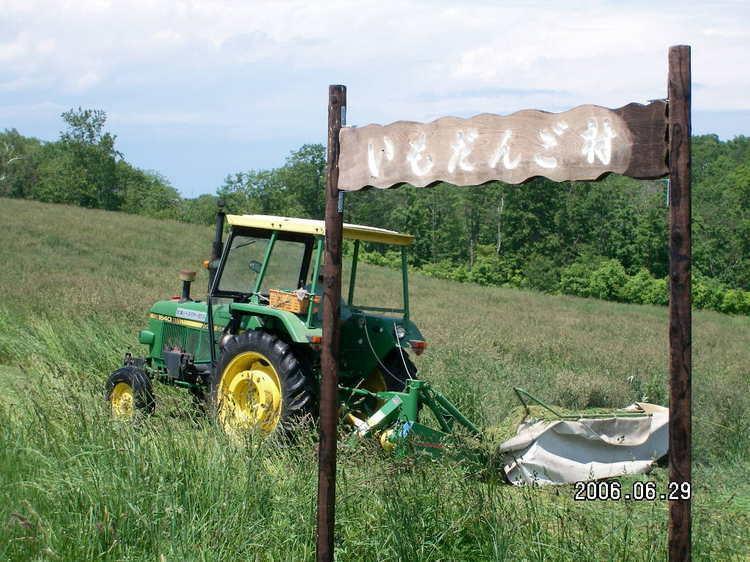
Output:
249,260,262,274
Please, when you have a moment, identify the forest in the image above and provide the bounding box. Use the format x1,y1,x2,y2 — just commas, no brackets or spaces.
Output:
2,108,748,314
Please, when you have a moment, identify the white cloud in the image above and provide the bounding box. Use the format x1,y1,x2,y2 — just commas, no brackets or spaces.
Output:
1,0,748,194
68,70,100,93
1,0,747,112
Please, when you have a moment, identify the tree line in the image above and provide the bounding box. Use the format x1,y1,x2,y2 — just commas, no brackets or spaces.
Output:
2,108,748,314
0,108,218,224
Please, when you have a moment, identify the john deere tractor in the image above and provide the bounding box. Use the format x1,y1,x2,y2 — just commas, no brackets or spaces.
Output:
106,208,668,476
106,208,425,438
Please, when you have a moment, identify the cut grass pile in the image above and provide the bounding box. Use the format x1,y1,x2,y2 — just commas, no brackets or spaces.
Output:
0,198,748,560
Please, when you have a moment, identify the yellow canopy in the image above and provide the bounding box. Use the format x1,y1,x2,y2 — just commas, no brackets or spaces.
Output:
225,214,414,246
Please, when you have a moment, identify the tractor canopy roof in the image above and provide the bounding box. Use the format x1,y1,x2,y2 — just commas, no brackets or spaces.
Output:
226,214,414,246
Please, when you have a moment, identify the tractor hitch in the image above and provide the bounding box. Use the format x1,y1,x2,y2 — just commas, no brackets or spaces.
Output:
341,379,481,457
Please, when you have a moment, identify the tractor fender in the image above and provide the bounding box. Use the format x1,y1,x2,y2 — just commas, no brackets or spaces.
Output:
228,302,318,343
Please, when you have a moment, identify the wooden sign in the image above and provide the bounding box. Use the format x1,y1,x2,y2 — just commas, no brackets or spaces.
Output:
319,45,692,562
338,101,667,190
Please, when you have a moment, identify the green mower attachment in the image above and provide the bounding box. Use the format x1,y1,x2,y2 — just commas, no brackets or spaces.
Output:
341,382,668,486
341,379,482,457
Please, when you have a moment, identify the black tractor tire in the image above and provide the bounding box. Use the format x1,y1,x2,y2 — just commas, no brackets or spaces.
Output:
105,366,155,418
379,348,418,391
211,330,314,438
348,349,419,421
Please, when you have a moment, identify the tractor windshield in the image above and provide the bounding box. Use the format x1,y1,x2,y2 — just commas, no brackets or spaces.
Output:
217,233,310,296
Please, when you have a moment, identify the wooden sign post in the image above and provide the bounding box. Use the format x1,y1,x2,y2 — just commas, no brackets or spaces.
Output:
318,46,691,561
317,84,346,562
667,45,692,561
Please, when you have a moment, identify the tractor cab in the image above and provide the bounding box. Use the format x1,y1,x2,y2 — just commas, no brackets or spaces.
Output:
209,215,424,379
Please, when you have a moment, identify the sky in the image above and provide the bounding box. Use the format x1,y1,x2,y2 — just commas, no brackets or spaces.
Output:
1,0,749,197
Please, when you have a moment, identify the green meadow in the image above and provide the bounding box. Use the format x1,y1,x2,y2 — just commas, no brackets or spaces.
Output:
0,197,748,561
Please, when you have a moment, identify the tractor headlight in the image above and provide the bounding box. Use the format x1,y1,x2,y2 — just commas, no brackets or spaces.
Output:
138,330,155,345
395,325,406,339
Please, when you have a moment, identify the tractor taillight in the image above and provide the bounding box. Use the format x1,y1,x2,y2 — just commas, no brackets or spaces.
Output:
308,335,322,346
409,340,427,355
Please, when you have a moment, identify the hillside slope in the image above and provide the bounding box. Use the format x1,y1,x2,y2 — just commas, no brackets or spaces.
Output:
0,198,748,560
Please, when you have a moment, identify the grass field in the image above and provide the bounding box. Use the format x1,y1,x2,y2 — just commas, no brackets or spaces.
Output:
0,197,748,561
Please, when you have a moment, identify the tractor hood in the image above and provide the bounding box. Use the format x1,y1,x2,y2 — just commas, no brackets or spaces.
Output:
138,299,229,366
147,299,230,330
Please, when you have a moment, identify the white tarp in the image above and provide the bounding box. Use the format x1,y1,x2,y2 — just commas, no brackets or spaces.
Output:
498,403,668,485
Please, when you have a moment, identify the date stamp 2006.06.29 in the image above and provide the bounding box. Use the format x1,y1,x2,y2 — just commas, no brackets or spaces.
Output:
574,480,692,502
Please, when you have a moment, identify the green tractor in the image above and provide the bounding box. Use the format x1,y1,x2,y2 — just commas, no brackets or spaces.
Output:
106,208,426,438
106,207,668,477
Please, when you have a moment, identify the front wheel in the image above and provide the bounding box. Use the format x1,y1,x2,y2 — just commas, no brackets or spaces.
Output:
211,330,314,439
105,366,155,419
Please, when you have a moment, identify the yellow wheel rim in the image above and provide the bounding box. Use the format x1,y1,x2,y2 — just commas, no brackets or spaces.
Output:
380,428,397,452
345,368,388,427
363,369,387,394
110,382,135,419
218,351,283,437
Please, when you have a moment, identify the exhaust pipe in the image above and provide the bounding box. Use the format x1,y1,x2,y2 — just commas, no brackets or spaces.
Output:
179,270,196,302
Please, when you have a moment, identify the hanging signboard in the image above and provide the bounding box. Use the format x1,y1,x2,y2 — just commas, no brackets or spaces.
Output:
338,102,667,190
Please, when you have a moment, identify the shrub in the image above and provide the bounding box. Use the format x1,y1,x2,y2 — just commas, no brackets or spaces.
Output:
367,243,747,316
521,254,560,292
450,264,470,282
620,269,669,306
720,289,750,315
642,276,669,306
468,254,516,286
693,274,726,310
560,260,669,306
420,259,458,281
558,259,598,297
360,249,401,269
587,259,629,301
621,269,656,304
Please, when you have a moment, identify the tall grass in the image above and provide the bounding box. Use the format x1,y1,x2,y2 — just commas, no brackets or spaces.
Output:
0,198,748,560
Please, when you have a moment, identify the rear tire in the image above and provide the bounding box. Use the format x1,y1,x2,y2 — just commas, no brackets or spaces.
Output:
348,349,418,420
105,366,155,419
378,349,418,391
211,330,314,438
